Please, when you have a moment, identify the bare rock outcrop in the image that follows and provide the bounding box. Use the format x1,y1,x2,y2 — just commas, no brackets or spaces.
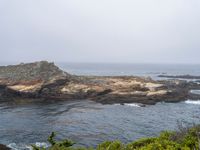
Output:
0,61,200,105
0,61,71,98
0,144,11,150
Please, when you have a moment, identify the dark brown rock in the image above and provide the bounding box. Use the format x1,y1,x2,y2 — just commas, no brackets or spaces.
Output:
0,144,11,150
1,61,200,105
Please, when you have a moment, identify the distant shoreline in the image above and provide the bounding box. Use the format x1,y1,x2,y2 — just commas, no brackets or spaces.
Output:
158,74,200,80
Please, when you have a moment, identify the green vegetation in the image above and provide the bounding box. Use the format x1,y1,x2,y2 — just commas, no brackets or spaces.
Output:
32,125,200,150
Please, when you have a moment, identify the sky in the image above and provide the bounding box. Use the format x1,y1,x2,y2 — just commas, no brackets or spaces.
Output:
0,0,200,64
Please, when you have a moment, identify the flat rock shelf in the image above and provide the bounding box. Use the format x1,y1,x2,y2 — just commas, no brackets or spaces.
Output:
0,61,200,105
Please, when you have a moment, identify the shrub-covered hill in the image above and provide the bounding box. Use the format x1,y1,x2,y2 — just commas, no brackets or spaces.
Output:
32,125,200,150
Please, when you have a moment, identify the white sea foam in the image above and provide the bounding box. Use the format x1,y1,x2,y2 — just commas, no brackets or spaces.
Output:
113,104,121,106
185,100,200,105
7,143,19,150
35,142,48,148
124,103,141,107
190,90,200,95
114,103,142,107
7,142,48,150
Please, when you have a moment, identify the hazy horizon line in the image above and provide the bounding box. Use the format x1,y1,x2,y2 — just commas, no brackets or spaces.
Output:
0,60,200,66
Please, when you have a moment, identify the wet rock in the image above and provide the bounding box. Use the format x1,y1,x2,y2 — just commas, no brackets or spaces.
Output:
0,61,200,105
0,144,11,150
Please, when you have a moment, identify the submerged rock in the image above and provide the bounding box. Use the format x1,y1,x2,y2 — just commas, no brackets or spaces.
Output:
0,61,200,105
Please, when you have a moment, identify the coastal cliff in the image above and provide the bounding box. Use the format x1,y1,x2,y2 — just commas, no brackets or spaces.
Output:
0,61,200,105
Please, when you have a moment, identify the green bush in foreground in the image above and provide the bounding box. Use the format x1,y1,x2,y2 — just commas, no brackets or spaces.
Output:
32,125,200,150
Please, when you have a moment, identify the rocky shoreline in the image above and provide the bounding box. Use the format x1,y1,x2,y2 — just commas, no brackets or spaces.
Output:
0,144,11,150
0,61,200,105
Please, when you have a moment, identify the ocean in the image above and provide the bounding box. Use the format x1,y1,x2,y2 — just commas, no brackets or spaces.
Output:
0,63,200,150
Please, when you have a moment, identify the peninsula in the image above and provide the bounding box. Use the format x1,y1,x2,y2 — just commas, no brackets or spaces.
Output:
0,61,200,105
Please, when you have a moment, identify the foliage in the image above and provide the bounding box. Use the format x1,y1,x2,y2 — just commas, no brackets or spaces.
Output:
32,132,75,150
32,125,200,150
97,141,125,150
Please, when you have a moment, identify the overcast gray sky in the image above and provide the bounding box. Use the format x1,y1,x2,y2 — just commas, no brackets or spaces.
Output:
0,0,200,64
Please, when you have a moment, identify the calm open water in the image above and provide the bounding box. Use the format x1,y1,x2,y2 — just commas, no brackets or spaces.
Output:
0,63,200,150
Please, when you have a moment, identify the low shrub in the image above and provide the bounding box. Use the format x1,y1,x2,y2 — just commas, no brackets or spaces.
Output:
32,125,200,150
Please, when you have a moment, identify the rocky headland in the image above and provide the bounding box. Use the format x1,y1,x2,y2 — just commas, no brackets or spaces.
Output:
0,61,200,105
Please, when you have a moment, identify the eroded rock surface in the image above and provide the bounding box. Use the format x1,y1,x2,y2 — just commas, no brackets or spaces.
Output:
0,61,200,105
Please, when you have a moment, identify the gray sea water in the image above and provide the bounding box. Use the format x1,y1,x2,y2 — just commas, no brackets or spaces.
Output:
57,63,200,77
0,63,200,150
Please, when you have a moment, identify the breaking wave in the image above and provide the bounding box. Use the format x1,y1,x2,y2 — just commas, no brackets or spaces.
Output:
7,142,48,150
114,103,142,107
185,100,200,105
190,90,200,95
124,103,141,107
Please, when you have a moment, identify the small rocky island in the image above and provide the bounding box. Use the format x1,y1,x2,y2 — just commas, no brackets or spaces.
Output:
0,61,200,105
